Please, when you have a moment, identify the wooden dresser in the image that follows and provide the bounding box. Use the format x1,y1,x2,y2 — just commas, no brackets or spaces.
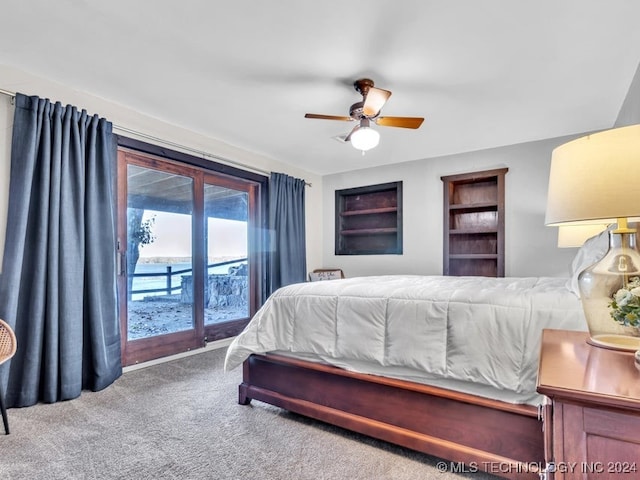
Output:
537,329,640,479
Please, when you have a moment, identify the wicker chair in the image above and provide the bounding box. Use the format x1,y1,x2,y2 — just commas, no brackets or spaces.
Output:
0,319,17,434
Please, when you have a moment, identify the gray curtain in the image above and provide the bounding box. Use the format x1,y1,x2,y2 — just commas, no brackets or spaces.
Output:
0,93,121,407
268,172,306,294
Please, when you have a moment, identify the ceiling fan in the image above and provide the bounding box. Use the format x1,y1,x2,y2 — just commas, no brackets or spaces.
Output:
304,78,424,152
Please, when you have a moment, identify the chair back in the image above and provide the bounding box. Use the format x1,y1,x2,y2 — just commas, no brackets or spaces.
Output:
309,269,345,282
0,320,17,366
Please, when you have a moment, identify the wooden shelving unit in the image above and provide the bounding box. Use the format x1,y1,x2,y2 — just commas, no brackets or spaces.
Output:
441,168,507,277
335,181,402,255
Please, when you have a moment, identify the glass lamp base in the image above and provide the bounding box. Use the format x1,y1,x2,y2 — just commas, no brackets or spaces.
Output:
578,230,640,353
587,334,640,352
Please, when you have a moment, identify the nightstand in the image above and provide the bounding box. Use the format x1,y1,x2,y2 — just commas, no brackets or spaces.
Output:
537,329,640,479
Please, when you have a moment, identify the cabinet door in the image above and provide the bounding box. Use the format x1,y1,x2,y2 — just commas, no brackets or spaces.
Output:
557,403,640,479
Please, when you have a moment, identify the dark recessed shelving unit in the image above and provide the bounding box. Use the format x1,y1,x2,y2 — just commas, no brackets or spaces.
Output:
441,168,507,277
335,181,402,255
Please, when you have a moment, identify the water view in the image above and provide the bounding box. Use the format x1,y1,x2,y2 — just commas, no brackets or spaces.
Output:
131,258,246,300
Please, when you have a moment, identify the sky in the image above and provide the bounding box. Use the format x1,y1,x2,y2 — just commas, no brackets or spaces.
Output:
138,210,247,259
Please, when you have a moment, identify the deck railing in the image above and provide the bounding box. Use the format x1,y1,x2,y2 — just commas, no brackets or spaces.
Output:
130,258,247,297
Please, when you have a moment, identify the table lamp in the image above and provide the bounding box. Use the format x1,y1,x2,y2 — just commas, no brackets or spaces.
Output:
545,124,640,351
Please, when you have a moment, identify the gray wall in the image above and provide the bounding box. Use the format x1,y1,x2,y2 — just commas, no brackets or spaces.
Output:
323,135,581,278
322,59,640,279
615,62,640,127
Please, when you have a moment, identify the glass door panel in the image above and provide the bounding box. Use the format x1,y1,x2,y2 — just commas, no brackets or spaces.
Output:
126,164,194,340
203,182,249,325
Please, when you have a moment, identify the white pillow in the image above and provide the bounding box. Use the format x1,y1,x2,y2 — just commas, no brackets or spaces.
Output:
566,228,611,297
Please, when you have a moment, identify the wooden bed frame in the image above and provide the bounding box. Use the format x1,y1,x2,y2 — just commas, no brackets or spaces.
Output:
239,353,546,480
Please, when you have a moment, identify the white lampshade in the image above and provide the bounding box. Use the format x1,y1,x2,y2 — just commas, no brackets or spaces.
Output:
350,126,380,151
545,124,640,226
557,224,608,248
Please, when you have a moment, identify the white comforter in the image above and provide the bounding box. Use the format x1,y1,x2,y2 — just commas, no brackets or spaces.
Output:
225,275,587,402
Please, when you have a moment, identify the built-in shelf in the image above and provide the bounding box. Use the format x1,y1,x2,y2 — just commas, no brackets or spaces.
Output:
442,168,507,277
335,182,402,255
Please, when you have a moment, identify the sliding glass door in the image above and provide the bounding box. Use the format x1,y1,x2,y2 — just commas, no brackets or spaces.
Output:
117,146,262,366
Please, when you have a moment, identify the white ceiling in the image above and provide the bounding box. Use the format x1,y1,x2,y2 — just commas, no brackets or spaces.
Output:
1,1,640,175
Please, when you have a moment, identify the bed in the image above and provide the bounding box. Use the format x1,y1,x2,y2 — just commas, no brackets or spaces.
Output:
225,272,590,480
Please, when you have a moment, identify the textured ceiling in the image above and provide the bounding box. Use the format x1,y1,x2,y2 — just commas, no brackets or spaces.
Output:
1,1,640,175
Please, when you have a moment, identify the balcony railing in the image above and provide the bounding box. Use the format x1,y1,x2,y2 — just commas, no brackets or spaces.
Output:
129,258,247,297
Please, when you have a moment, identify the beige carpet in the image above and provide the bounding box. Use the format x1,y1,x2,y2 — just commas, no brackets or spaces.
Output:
0,348,499,480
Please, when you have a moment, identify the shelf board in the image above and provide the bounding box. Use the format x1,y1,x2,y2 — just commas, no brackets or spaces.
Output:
341,206,397,216
449,202,498,211
340,227,398,236
449,228,498,235
449,254,498,260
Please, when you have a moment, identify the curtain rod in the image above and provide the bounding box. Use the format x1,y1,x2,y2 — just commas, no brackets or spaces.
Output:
0,87,311,186
113,125,272,178
114,126,311,187
0,88,15,102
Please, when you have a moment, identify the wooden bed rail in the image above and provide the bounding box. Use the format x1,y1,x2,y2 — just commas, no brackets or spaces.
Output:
239,353,544,480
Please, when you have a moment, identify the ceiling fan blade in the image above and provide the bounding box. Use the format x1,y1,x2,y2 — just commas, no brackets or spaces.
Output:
363,87,391,117
305,113,353,121
376,116,424,129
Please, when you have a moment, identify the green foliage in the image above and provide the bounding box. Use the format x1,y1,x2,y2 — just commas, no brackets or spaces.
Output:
137,216,156,246
609,277,640,328
128,209,156,246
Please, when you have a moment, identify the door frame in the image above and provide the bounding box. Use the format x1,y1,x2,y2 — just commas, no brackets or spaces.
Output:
116,137,267,366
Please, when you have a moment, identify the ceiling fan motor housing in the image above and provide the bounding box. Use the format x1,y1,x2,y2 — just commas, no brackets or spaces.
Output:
349,101,366,120
353,78,375,97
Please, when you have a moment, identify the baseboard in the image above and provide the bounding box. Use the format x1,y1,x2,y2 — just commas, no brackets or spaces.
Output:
123,336,234,373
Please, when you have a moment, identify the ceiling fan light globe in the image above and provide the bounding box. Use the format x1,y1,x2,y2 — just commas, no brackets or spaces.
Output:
351,127,380,151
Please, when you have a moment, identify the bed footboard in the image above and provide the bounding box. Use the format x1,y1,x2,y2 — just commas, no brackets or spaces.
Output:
239,353,544,480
